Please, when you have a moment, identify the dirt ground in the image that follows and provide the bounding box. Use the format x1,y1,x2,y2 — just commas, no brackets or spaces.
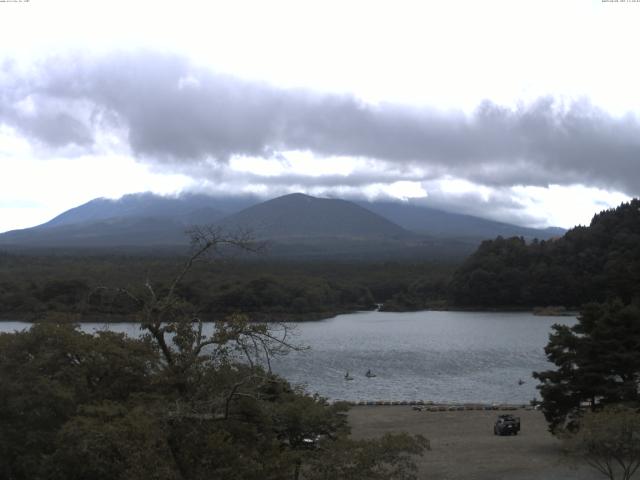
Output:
348,406,601,480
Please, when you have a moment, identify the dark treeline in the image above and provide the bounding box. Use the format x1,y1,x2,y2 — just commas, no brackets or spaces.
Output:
0,253,455,321
449,199,640,308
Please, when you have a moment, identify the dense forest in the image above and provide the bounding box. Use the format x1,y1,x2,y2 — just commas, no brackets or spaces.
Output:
0,252,454,321
449,199,640,308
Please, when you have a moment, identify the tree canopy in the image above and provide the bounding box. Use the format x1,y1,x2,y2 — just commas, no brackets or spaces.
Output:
533,301,640,433
563,406,640,480
0,252,458,321
449,199,640,308
0,229,428,479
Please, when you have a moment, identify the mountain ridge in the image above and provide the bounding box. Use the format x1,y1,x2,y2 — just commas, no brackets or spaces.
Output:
217,193,413,240
357,200,565,240
40,192,258,229
0,192,565,258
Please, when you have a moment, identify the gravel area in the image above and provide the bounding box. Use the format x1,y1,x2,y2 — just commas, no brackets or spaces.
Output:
348,406,602,480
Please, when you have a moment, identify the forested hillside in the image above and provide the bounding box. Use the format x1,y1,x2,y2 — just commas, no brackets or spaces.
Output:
449,199,640,308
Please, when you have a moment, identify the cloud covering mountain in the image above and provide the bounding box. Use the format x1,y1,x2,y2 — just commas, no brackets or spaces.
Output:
2,52,639,196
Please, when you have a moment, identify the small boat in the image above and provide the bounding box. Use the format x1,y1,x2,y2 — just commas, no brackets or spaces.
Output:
365,369,376,378
344,372,354,381
518,379,525,385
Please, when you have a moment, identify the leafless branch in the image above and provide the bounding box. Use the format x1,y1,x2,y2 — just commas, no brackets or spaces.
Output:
223,374,271,419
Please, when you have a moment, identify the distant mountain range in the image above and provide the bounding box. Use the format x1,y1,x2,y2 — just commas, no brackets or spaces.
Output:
39,192,258,229
0,192,564,259
357,200,565,240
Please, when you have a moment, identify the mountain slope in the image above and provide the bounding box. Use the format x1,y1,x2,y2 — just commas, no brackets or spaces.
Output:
0,193,260,248
0,217,193,247
40,192,256,229
217,193,411,240
0,192,564,258
0,193,413,249
358,201,564,240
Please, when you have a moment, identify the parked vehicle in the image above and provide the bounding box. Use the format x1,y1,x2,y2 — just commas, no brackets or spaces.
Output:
494,414,521,436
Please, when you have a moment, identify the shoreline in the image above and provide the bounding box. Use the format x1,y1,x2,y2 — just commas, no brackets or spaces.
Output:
0,309,351,324
383,305,578,316
0,305,578,324
337,400,533,411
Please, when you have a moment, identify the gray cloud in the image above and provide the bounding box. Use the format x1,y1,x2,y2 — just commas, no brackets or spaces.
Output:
2,51,640,195
410,188,544,228
0,63,93,148
15,110,92,147
167,160,428,189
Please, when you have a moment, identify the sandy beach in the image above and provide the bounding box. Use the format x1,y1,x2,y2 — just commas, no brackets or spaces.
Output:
348,406,601,480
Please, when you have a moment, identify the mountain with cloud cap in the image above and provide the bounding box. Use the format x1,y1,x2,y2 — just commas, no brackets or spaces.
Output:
0,192,564,258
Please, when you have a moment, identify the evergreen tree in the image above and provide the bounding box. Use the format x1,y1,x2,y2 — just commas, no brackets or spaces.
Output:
450,199,640,308
533,301,640,433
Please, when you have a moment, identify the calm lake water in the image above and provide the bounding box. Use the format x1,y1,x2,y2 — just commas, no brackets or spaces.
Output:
1,310,574,404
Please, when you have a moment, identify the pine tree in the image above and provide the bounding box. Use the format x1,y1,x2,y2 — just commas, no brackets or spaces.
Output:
534,301,640,433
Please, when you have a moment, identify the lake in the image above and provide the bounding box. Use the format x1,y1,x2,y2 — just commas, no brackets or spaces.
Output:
1,310,573,404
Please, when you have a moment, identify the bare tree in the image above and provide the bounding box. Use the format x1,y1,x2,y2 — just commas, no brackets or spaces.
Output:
105,227,304,410
563,406,640,480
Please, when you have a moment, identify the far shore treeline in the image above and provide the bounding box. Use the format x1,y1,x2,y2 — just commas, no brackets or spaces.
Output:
0,256,453,322
0,199,638,322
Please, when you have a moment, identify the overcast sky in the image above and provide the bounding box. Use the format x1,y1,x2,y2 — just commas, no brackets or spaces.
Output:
1,0,638,233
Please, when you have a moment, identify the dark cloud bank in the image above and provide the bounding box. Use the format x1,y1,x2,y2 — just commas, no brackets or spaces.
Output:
1,51,639,196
